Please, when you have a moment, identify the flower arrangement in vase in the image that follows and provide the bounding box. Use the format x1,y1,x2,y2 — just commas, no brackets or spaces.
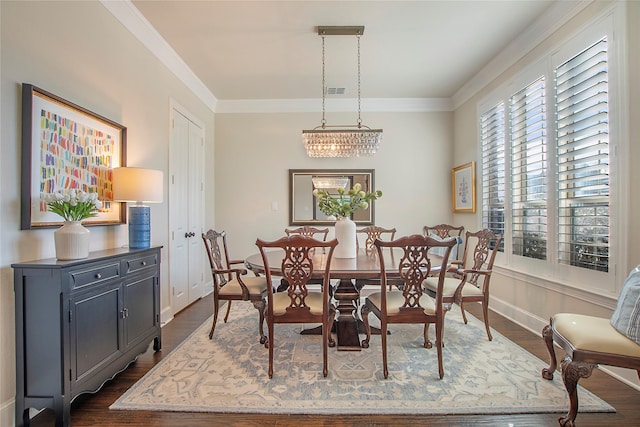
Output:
44,189,102,260
313,183,382,258
312,183,382,219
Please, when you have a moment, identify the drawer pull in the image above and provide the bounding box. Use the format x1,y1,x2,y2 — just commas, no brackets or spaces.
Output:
95,273,102,279
141,261,147,266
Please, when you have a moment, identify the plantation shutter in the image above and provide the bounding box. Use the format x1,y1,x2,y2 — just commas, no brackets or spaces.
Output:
481,102,505,245
555,37,610,272
510,77,547,260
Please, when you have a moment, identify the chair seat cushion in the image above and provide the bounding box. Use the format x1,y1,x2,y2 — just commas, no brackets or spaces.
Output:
272,291,324,315
367,290,436,315
610,266,640,344
554,313,640,357
219,276,268,296
423,277,483,298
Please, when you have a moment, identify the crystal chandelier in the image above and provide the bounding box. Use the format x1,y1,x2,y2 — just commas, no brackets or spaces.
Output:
302,26,383,158
311,176,349,189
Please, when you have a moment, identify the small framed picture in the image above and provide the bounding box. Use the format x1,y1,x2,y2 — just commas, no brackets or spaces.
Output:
452,161,476,213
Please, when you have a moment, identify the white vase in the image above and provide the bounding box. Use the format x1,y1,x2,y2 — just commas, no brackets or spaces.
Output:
54,221,90,260
334,216,356,258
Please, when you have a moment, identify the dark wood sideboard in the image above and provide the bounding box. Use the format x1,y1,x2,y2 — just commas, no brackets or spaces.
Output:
12,246,162,427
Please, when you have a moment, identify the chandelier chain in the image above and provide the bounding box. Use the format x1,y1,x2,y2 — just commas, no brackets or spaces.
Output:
357,34,362,128
321,34,326,128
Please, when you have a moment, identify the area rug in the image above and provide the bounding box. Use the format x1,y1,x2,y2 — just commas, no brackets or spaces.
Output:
111,303,614,415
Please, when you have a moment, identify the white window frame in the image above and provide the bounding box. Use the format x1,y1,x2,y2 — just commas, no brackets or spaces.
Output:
476,4,628,297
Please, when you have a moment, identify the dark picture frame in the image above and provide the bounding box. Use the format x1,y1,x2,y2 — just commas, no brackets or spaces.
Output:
21,84,127,229
452,161,476,213
289,169,375,226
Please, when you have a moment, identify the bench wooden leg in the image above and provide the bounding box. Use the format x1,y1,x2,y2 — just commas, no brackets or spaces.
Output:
541,324,557,380
559,355,596,427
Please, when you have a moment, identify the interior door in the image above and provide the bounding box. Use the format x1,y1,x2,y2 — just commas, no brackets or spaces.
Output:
169,106,204,314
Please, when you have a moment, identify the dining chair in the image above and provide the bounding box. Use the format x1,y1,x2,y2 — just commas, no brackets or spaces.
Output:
256,235,338,378
285,225,330,240
355,226,398,290
280,226,330,290
423,224,464,262
356,225,396,252
202,229,268,344
361,234,456,379
422,228,502,341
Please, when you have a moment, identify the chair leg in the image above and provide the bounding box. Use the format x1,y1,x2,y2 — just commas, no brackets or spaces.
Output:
267,320,274,378
381,321,388,379
252,299,267,344
422,323,433,349
541,324,557,380
223,300,232,323
209,297,221,339
459,300,469,324
435,321,444,379
559,356,596,427
327,306,336,348
322,317,329,377
360,304,372,349
481,300,492,341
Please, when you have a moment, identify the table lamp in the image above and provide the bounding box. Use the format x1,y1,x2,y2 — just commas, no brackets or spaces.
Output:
112,167,163,249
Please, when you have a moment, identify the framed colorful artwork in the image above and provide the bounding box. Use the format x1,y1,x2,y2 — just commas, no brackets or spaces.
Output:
452,161,476,213
21,84,127,229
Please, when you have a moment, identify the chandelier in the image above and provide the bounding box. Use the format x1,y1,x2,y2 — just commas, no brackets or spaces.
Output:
302,26,383,158
311,176,349,189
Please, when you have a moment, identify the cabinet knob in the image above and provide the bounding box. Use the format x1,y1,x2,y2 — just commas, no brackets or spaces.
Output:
95,273,102,279
141,261,147,266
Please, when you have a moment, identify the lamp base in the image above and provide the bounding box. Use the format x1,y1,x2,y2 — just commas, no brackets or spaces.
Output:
128,205,151,249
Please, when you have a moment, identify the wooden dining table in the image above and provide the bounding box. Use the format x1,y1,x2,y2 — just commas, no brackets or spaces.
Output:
245,247,405,351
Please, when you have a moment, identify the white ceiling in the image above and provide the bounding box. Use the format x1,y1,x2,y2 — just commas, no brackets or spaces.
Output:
123,1,580,108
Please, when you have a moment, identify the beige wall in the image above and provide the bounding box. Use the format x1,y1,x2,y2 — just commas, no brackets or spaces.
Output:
0,2,215,424
214,111,454,258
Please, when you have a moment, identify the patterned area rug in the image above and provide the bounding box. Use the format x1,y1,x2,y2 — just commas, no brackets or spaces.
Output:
111,303,613,415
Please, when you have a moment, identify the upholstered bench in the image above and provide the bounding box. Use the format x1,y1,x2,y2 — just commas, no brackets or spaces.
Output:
541,266,640,426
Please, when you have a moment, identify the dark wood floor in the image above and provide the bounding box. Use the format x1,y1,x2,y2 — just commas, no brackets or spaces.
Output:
29,294,640,427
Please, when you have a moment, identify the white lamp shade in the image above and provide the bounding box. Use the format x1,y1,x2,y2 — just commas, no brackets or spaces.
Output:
112,167,164,203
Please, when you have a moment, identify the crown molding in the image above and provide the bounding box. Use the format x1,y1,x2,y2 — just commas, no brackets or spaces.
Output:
101,0,591,115
100,0,218,112
215,97,453,114
451,0,593,109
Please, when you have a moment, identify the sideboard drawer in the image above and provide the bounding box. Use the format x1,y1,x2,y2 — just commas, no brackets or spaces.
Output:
70,263,121,289
125,253,158,274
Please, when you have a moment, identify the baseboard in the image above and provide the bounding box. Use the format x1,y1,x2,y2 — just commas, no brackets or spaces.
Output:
160,306,174,326
1,397,14,427
490,296,640,392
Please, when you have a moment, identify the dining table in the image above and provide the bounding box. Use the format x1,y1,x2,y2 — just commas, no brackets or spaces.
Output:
245,247,416,351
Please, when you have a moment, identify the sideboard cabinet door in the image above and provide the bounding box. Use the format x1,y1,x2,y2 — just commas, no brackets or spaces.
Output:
69,282,124,392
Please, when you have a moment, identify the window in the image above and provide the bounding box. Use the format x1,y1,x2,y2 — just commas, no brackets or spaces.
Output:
510,77,547,260
481,102,505,242
479,31,614,280
556,38,610,272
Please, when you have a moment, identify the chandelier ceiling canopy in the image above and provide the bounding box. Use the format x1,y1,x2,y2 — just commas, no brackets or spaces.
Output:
302,26,383,158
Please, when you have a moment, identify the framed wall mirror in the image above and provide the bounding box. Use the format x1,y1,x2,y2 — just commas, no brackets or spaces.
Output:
289,169,375,226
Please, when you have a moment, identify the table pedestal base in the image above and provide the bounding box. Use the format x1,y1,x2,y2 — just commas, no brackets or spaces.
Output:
300,278,386,351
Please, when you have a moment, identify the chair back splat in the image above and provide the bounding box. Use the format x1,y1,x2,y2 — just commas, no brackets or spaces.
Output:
360,234,455,379
202,229,268,343
256,235,338,378
285,225,330,240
